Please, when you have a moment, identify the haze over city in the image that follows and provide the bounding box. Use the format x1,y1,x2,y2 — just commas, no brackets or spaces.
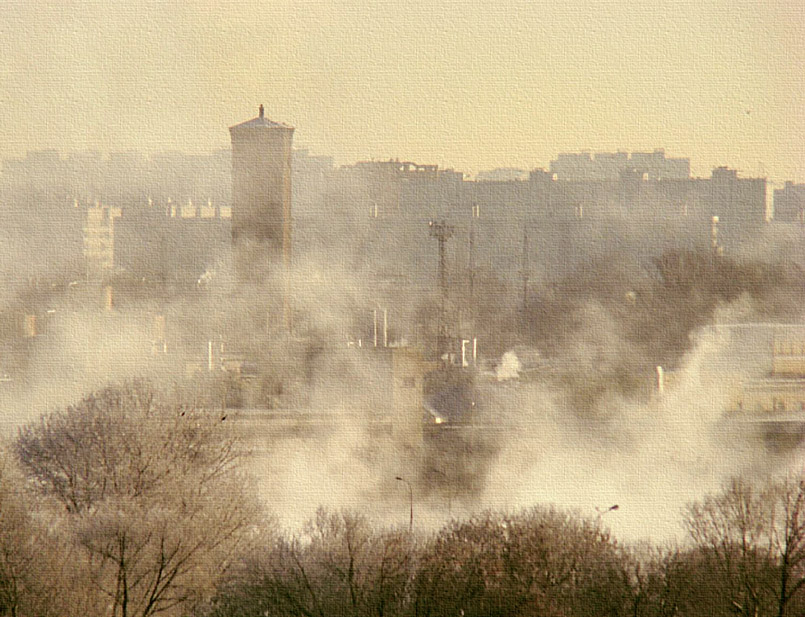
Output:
3,2,805,616
1,0,803,182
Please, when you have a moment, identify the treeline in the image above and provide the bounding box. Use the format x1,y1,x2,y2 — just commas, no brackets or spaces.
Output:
206,495,805,617
518,248,805,413
3,383,805,616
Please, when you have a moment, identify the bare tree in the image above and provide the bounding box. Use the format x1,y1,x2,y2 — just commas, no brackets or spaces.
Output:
0,450,82,617
304,509,415,617
14,382,259,617
414,507,630,617
205,509,416,617
0,455,42,617
685,474,805,617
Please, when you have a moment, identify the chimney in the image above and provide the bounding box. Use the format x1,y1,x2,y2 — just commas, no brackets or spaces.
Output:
259,104,264,119
461,339,470,368
656,365,665,394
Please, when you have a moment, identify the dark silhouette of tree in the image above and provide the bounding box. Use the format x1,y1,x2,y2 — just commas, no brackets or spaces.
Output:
685,474,805,617
414,508,631,617
206,509,415,617
14,382,259,617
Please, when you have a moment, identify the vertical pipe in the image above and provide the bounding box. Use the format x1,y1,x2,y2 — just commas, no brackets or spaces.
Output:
521,228,529,310
373,310,378,347
473,338,477,364
711,215,720,256
383,309,388,348
208,341,214,372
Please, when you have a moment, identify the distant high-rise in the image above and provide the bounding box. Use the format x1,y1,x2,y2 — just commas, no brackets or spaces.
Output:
229,105,294,268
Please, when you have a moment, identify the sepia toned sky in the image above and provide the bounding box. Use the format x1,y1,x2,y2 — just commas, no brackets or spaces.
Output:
1,0,802,181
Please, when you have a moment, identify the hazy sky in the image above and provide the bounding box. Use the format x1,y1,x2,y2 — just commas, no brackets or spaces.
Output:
1,0,803,181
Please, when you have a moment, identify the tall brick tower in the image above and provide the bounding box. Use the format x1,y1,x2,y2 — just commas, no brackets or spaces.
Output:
229,105,294,327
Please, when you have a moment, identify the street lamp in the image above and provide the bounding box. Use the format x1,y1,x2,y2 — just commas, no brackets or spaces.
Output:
596,504,619,515
595,504,619,524
395,476,413,533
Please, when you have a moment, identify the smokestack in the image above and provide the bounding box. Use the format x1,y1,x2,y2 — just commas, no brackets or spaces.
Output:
461,339,470,368
373,310,378,347
104,285,114,311
383,309,388,348
208,341,214,372
259,104,264,119
473,337,477,364
656,365,665,394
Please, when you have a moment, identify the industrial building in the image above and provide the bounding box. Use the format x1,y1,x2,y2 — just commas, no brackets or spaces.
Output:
549,149,690,182
113,199,230,288
0,118,796,433
691,324,805,417
773,181,805,223
336,159,464,219
83,202,121,282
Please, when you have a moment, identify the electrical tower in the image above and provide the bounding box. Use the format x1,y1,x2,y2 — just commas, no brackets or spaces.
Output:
468,204,479,313
429,219,454,360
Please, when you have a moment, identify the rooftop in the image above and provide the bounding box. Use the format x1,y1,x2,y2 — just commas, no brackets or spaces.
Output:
229,104,294,131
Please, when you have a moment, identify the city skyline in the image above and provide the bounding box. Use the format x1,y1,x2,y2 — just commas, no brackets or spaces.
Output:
1,0,803,183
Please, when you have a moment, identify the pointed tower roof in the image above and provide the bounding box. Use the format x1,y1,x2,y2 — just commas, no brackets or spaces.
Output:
229,104,294,131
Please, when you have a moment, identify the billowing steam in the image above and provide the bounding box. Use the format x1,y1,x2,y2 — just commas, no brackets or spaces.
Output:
496,351,521,381
4,151,805,545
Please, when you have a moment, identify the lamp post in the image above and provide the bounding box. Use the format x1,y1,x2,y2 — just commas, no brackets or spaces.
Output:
395,476,413,533
595,504,619,526
596,504,619,516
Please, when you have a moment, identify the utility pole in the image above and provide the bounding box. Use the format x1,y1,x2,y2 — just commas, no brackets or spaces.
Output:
395,476,413,533
429,219,454,360
521,226,529,311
